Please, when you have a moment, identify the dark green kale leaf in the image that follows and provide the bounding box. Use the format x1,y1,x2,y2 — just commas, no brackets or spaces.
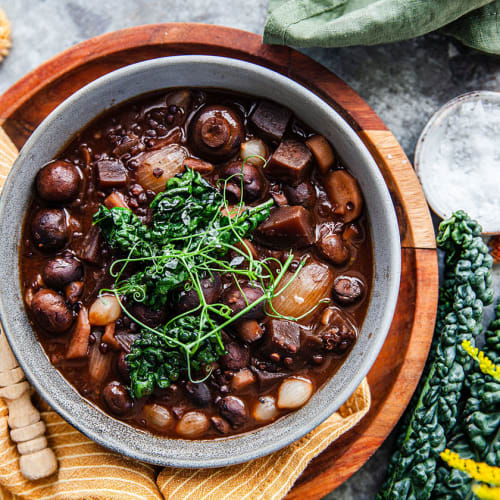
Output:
378,211,494,500
149,167,223,242
94,168,272,310
93,205,156,257
119,255,189,308
126,315,226,399
433,299,500,499
94,167,275,399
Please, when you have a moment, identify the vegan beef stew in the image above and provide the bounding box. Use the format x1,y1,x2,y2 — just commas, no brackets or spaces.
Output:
20,89,372,439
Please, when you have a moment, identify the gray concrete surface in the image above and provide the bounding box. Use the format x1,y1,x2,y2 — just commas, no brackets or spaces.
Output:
1,1,499,499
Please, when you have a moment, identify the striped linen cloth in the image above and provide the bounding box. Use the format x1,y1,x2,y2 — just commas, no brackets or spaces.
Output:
0,126,371,499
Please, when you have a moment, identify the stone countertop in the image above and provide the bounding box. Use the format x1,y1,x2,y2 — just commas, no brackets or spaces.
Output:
1,1,499,499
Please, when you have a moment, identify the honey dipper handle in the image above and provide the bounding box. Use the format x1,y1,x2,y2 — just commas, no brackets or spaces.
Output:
0,332,19,372
0,333,58,480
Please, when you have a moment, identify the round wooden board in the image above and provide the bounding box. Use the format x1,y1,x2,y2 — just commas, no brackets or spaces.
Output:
0,24,438,498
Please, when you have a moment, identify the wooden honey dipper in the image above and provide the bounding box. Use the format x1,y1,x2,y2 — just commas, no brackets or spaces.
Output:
0,332,58,480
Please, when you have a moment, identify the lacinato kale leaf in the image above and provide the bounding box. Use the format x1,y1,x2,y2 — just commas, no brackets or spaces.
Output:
378,211,494,500
433,299,500,499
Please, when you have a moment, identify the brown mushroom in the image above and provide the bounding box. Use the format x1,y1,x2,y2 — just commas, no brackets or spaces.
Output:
185,382,212,408
189,105,244,161
36,160,80,203
317,232,350,266
220,160,266,202
324,170,363,223
305,135,335,174
102,381,133,416
218,396,249,427
220,341,249,371
31,289,73,334
221,283,265,322
211,416,231,434
129,303,168,328
317,308,357,355
176,274,222,314
42,255,83,290
31,209,69,252
332,276,365,305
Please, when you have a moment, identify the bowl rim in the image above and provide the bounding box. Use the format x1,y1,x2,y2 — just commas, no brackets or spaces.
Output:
414,90,500,235
0,55,401,467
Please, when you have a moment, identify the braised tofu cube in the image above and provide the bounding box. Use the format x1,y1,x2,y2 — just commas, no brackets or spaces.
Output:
257,206,314,248
264,319,301,356
97,160,128,188
250,100,291,142
266,140,312,185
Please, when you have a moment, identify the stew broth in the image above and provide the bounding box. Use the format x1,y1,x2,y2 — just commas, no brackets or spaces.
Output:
20,89,372,438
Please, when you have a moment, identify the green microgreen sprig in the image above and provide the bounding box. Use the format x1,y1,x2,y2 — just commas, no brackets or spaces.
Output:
94,156,328,398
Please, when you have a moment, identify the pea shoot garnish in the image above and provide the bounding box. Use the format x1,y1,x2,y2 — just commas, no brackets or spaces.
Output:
93,161,324,399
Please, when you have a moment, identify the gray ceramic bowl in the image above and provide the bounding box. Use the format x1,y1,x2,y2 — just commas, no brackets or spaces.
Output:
0,56,400,467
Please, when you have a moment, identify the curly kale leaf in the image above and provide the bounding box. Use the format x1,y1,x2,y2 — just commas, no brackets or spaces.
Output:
378,211,494,500
126,315,225,399
149,167,223,242
120,256,189,308
95,168,272,398
94,169,272,310
93,205,156,257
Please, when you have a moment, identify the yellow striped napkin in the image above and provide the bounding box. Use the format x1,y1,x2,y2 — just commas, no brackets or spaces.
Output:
0,126,371,499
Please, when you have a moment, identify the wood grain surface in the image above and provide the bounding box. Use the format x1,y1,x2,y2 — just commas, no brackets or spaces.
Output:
0,23,439,498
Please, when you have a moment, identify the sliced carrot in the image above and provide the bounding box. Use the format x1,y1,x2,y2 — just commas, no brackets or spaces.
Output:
104,191,128,209
66,307,91,359
102,322,121,350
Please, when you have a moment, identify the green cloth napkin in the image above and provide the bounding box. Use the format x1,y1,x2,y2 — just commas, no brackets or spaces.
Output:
264,0,500,54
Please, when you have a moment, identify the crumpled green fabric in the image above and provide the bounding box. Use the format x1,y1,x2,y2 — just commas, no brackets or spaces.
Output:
263,0,500,55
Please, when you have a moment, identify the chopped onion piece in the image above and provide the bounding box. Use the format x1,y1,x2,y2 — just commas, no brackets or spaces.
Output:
66,306,91,359
240,138,268,167
176,411,210,438
277,377,313,409
253,396,278,422
89,294,121,326
136,144,188,193
270,260,334,319
88,336,112,385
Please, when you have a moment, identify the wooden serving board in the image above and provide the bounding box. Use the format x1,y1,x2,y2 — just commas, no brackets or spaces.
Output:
0,24,439,498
